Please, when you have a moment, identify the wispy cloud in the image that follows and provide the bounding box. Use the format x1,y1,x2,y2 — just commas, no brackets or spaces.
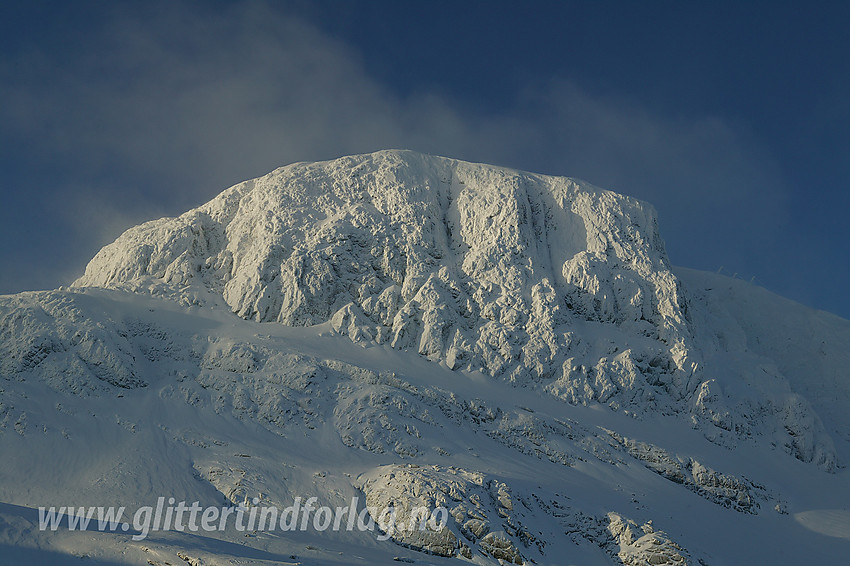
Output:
0,2,788,293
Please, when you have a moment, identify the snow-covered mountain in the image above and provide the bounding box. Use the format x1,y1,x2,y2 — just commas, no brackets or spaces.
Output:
2,150,849,565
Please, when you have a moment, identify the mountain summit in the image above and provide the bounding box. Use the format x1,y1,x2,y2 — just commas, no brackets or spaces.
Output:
74,150,836,467
2,150,849,564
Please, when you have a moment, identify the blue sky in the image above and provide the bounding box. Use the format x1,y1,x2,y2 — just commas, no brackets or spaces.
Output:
1,1,848,319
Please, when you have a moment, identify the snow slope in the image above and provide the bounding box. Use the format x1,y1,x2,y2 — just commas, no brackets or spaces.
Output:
1,150,849,564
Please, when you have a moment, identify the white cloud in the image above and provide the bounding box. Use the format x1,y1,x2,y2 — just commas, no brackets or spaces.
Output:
0,1,789,291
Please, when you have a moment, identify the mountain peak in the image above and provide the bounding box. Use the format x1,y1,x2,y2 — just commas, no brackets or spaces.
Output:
70,151,838,471
75,151,685,364
4,151,849,563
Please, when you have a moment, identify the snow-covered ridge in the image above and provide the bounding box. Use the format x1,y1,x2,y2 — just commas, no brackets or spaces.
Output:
4,286,846,564
71,150,839,469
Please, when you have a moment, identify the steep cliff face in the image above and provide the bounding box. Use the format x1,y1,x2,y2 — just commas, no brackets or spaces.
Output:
75,150,694,401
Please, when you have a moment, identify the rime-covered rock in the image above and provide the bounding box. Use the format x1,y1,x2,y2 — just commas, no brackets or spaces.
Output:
358,465,535,562
74,150,695,403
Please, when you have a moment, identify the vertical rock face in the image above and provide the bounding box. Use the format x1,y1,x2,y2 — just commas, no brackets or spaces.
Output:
72,150,836,467
75,150,691,394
